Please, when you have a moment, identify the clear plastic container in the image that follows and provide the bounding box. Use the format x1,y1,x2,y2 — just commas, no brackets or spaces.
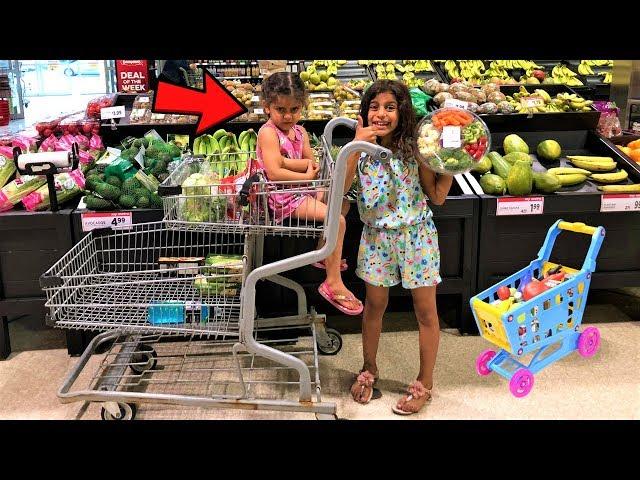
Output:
416,107,491,175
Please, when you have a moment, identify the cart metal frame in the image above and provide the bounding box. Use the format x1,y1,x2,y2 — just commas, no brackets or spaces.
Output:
42,118,390,419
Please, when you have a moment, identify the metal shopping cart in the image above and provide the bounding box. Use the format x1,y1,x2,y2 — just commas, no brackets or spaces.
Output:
470,220,605,397
41,118,388,419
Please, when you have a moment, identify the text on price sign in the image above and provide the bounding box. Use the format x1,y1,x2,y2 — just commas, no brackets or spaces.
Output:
81,212,133,232
496,196,545,216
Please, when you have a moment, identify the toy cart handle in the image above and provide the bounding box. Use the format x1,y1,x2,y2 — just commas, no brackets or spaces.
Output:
558,221,597,235
538,219,605,274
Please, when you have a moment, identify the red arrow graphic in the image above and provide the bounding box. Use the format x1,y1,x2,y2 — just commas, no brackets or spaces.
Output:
152,68,248,135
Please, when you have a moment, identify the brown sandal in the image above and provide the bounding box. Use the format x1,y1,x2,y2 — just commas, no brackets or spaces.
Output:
392,381,432,416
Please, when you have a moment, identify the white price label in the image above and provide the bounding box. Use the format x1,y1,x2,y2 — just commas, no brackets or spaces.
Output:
251,95,260,102
443,99,469,110
253,108,264,115
106,147,122,156
600,193,640,212
442,126,461,148
496,196,544,216
100,105,126,120
81,212,133,232
520,96,545,108
138,97,150,103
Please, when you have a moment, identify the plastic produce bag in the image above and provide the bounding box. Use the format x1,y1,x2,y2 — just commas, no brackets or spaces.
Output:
593,101,622,138
22,169,85,211
0,154,16,188
410,87,432,118
0,174,47,212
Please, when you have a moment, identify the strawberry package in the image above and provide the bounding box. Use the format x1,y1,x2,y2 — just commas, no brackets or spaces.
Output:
86,94,117,119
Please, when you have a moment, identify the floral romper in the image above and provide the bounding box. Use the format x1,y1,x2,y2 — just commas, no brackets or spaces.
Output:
255,120,315,221
355,152,442,289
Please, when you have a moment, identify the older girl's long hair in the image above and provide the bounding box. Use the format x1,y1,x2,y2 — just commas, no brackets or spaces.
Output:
359,80,419,161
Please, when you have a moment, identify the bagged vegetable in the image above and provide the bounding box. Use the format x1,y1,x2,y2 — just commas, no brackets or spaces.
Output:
593,101,622,138
12,135,38,153
0,174,47,212
22,169,85,211
410,87,432,118
39,135,58,153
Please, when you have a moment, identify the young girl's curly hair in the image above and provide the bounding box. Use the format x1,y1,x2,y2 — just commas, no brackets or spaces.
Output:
359,80,419,161
260,72,308,106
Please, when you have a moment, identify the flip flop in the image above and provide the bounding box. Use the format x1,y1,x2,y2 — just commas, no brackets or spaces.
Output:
352,371,376,404
318,281,363,316
392,381,432,416
312,259,348,272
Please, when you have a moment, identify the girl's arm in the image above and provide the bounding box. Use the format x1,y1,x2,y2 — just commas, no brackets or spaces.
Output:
418,163,454,205
280,128,316,173
258,128,317,181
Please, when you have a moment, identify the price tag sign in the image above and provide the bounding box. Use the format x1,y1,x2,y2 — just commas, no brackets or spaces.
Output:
520,96,545,108
253,108,264,115
600,193,640,212
442,126,461,148
100,106,126,120
496,196,544,216
443,98,469,110
81,212,133,232
251,95,260,102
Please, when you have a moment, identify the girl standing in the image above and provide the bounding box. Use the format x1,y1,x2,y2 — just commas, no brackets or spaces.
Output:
345,80,453,415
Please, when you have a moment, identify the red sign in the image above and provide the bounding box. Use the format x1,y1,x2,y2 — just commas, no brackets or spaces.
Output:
115,60,149,93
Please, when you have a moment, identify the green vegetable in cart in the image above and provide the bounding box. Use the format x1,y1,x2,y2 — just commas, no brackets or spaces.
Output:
157,152,172,164
503,134,529,155
532,172,562,193
145,145,160,158
168,143,182,158
488,151,511,179
479,173,506,195
506,159,533,196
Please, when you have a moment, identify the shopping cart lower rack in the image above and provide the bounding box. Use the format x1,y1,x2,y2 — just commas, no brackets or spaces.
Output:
42,118,391,419
470,220,605,397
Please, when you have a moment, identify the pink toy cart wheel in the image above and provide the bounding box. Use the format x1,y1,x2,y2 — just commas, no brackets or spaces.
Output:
578,327,601,358
509,368,534,397
475,349,496,376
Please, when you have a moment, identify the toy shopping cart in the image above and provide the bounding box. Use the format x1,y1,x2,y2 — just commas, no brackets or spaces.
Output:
470,220,605,397
41,118,389,420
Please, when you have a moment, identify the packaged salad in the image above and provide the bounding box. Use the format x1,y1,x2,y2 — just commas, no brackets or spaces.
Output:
416,107,491,175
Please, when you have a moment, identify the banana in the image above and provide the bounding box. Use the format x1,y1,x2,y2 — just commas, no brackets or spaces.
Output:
199,135,211,155
567,155,615,163
212,129,227,143
547,167,592,176
597,184,640,193
590,170,629,183
569,159,617,172
207,135,220,155
193,136,202,155
557,173,588,186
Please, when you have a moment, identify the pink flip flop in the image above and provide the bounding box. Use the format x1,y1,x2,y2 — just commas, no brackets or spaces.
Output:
318,281,363,316
312,259,348,272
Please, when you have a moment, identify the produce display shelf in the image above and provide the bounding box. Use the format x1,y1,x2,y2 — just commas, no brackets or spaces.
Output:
466,129,640,335
276,174,480,333
600,133,640,174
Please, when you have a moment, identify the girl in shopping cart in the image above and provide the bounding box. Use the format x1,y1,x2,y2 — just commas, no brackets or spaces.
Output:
345,80,453,415
256,72,363,315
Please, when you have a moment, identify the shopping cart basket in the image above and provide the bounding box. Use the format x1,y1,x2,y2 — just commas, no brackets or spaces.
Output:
470,220,605,397
41,118,390,419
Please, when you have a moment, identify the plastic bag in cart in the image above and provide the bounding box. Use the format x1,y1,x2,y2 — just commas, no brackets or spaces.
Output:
218,157,264,220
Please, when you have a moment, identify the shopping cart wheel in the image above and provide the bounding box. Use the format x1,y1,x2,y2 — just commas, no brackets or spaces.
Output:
475,349,496,376
130,345,157,374
317,328,342,355
577,327,601,358
101,402,137,421
509,369,534,398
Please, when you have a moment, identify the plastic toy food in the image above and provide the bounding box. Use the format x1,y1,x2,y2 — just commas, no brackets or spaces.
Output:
417,107,491,175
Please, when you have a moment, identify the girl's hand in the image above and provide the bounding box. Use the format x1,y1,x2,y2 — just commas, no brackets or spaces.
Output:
355,115,382,144
305,159,320,180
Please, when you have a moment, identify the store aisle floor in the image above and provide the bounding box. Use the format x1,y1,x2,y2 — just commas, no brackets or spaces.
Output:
1,308,638,420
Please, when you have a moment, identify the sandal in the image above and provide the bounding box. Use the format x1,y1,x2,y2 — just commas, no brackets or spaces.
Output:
318,281,363,316
351,370,376,404
312,259,348,272
392,381,432,416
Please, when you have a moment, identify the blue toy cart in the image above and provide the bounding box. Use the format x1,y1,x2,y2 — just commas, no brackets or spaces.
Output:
470,220,605,397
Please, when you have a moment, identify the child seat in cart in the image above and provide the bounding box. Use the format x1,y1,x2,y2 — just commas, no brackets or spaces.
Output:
470,220,605,397
41,118,390,420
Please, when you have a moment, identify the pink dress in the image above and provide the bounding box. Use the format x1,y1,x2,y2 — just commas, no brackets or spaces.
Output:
256,120,315,221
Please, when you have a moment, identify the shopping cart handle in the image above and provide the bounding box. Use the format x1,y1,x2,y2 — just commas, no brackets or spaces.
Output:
323,117,358,146
558,221,597,235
